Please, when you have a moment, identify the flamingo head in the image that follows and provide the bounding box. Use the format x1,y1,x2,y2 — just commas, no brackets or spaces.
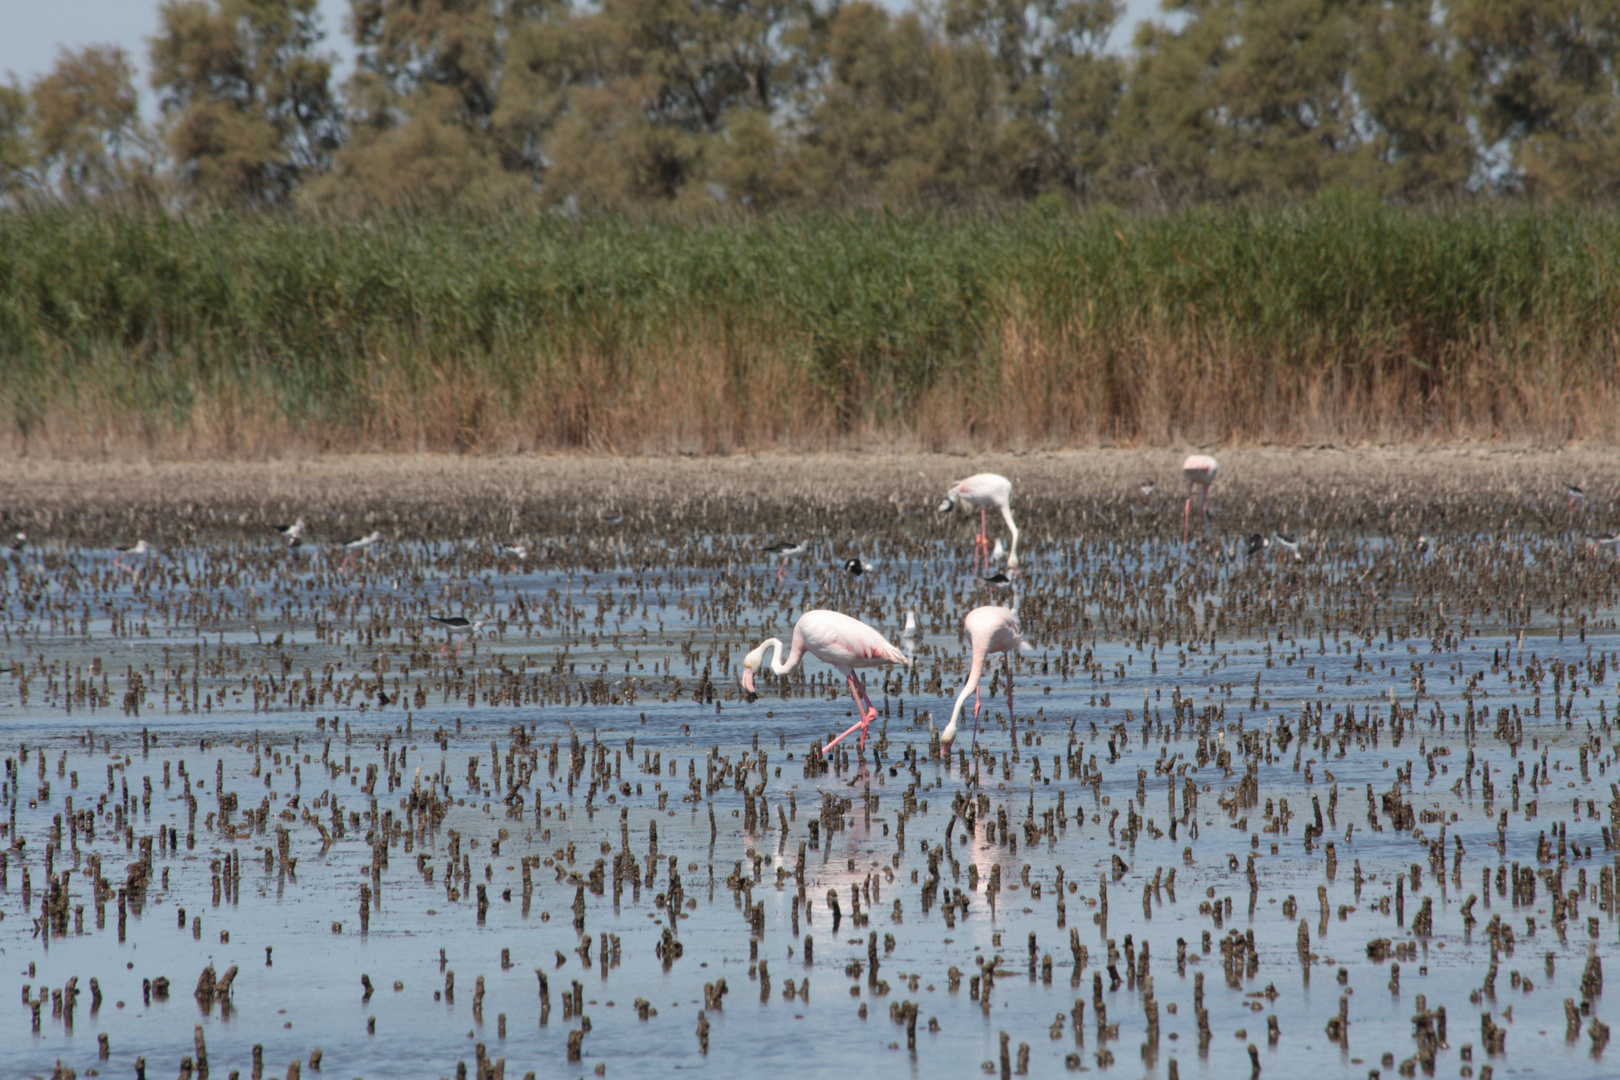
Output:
938,714,958,760
740,643,767,699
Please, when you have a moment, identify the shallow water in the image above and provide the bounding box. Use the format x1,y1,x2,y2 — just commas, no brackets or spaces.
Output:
3,497,1620,1080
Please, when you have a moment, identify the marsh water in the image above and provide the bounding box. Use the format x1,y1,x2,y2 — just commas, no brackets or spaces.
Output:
3,470,1620,1080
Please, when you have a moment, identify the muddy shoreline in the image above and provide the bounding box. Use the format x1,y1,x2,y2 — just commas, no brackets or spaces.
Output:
2,445,1614,525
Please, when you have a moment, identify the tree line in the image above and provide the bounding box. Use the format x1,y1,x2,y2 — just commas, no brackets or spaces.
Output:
2,0,1618,214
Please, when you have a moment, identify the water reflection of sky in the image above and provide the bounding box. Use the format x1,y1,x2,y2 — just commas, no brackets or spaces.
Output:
3,527,1619,1079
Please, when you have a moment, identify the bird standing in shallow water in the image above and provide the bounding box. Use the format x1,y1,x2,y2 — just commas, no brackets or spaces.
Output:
1182,455,1218,543
114,540,152,574
430,615,485,662
340,531,382,569
940,604,1032,760
762,540,806,582
939,473,1020,574
739,609,908,755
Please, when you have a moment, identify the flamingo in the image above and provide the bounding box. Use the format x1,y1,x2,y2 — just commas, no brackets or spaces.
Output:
1182,455,1217,543
939,604,1032,760
739,610,908,755
939,474,1020,573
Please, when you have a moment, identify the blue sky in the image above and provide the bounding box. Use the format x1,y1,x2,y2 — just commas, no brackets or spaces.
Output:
1,0,1168,98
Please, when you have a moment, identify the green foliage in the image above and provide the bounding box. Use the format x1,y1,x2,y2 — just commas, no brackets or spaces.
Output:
150,0,341,205
3,204,1619,449
29,45,155,201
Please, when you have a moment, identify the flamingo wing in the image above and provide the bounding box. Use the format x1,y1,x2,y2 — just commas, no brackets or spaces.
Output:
797,610,908,668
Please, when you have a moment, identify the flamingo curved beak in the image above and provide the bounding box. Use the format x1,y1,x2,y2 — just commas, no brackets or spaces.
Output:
740,666,758,697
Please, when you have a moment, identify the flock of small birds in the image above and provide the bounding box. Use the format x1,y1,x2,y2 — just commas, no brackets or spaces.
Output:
1,455,1618,1080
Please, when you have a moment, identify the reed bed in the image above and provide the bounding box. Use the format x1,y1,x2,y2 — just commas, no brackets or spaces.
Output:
3,200,1619,456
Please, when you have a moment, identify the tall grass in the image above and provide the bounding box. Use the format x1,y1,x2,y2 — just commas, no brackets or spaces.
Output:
3,198,1618,456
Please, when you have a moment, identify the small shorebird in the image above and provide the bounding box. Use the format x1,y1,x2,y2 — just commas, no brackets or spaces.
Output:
340,530,382,568
843,557,874,576
1566,484,1587,512
275,519,307,547
499,543,529,568
9,531,25,551
1182,455,1217,543
1245,533,1269,559
430,615,485,661
1272,531,1302,562
1139,479,1156,498
939,473,1020,573
114,540,152,573
762,540,807,581
1585,531,1620,556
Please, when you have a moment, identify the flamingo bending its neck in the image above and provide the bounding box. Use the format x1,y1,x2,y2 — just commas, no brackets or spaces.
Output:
1181,455,1217,543
940,604,1032,759
740,609,908,755
939,473,1020,574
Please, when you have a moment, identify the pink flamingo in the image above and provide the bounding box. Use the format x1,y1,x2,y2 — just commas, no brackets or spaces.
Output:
739,610,909,755
939,474,1020,573
939,604,1031,759
1181,455,1217,543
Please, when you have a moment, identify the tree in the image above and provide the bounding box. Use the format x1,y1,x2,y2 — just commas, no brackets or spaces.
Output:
1351,0,1473,200
30,45,155,201
1109,0,1368,203
937,0,1124,196
1451,0,1620,200
149,0,341,204
311,0,526,210
0,78,32,200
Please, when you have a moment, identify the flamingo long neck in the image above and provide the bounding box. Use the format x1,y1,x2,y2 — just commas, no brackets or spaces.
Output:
947,642,989,732
1001,506,1020,567
766,635,805,676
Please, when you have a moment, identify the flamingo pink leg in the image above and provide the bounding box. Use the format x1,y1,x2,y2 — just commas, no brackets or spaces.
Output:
979,507,990,570
1183,486,1194,544
824,672,881,754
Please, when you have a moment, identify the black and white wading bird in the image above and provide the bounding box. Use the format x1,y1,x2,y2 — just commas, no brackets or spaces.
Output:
340,530,382,569
762,540,807,581
114,539,152,574
430,615,486,661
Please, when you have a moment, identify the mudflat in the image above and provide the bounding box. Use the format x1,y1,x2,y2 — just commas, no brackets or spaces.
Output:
1,445,1613,524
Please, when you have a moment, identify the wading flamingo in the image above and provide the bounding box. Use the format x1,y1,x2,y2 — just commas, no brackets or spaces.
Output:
939,604,1032,759
1182,455,1217,543
939,474,1020,573
740,610,908,755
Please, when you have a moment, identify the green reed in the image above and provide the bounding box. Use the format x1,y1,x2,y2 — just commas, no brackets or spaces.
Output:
2,198,1617,453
